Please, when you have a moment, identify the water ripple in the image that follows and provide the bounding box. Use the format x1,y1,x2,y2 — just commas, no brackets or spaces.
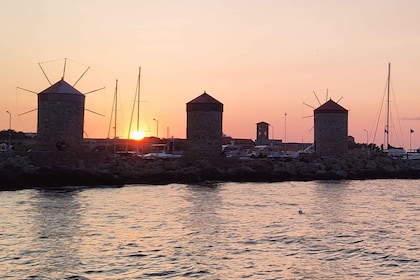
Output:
0,180,419,279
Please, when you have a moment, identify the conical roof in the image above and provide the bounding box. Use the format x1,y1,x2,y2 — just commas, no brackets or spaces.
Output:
187,91,222,104
39,79,83,95
314,99,347,114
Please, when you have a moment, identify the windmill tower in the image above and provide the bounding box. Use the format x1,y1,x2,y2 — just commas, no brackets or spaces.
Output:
18,58,105,151
37,78,85,150
314,99,348,156
186,91,223,157
302,89,348,155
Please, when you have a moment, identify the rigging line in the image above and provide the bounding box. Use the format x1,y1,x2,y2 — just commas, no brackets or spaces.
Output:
66,57,90,67
85,116,104,138
107,80,117,139
39,57,66,64
125,74,138,152
86,119,105,138
391,80,404,146
371,80,388,147
127,67,142,140
127,94,136,140
390,112,403,147
127,76,138,139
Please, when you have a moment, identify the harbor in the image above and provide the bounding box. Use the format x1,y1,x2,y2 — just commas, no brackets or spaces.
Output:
2,146,420,190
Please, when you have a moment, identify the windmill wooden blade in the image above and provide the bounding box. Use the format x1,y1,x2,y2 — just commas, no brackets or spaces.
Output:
85,108,105,117
84,87,106,95
18,108,37,116
313,91,321,106
303,102,316,109
16,87,38,94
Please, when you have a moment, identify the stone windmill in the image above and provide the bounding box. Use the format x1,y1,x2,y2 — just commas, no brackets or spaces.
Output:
18,58,104,151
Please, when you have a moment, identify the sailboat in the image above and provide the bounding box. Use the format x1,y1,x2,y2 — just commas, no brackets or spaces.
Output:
126,67,143,154
382,63,406,158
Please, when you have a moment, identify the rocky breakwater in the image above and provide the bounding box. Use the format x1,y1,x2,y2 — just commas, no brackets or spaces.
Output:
1,151,420,190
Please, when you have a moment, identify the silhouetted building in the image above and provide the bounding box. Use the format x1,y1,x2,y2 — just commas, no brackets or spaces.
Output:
186,91,223,157
255,121,270,145
37,79,85,151
314,99,348,156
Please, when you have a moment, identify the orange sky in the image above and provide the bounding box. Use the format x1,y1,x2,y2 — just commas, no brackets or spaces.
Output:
1,0,419,150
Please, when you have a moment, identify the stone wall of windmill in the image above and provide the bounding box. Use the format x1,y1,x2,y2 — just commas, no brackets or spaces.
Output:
37,79,85,151
186,91,223,157
314,99,348,156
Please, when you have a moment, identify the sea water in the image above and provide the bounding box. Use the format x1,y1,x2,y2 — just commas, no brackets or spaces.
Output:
0,180,418,279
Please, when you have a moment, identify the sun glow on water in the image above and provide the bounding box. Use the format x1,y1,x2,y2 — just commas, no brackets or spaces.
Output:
130,130,146,140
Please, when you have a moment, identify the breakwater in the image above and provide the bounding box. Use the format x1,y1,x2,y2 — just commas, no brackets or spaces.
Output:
1,151,420,190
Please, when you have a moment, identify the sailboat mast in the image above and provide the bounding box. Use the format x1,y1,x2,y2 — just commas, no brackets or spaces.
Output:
114,79,118,140
386,63,391,149
137,67,141,132
114,79,118,155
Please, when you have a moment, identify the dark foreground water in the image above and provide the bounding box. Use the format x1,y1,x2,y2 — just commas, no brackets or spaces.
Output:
1,180,418,279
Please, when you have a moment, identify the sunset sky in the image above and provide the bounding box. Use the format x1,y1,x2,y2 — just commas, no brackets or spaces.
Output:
1,0,419,150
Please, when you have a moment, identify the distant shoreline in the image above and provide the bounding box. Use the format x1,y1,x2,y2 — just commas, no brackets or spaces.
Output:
1,151,420,191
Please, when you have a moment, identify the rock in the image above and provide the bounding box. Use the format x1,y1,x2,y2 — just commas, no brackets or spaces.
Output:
365,160,377,169
2,151,420,190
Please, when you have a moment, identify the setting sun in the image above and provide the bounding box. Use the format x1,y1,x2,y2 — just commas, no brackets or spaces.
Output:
130,130,146,141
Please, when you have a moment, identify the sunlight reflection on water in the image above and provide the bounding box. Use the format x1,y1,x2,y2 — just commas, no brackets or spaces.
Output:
0,179,419,279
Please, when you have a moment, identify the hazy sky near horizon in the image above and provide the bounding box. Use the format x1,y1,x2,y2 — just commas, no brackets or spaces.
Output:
1,0,420,149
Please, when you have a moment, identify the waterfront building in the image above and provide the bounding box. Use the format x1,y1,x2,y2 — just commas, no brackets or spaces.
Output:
186,91,223,157
255,121,270,145
314,99,348,156
37,79,85,151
